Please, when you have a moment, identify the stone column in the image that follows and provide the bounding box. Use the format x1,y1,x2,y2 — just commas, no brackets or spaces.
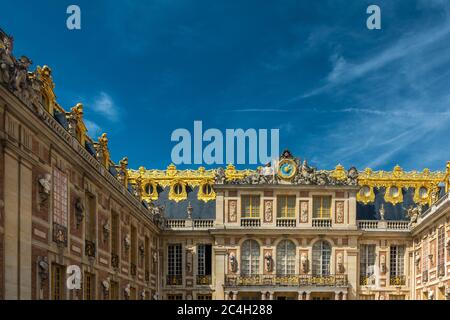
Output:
269,291,274,300
306,292,311,300
213,248,227,300
215,191,224,227
261,292,266,300
232,291,238,300
224,291,230,300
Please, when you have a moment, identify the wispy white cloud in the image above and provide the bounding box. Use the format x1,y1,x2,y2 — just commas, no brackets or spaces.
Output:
84,119,102,137
91,92,119,122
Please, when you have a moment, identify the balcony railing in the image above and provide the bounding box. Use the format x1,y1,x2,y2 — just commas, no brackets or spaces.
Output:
164,219,215,229
193,219,214,228
359,275,376,286
276,218,296,227
225,274,348,287
196,274,212,286
357,220,410,232
389,275,406,286
312,218,332,228
165,219,186,229
166,275,183,286
240,218,261,228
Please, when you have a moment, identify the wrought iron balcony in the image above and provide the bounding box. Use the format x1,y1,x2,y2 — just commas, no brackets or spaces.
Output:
85,240,96,258
196,274,212,285
225,274,348,287
359,275,376,286
166,275,183,286
389,275,406,286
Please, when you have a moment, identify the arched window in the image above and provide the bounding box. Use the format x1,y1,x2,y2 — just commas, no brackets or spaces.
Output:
312,241,331,275
276,240,296,275
241,240,260,275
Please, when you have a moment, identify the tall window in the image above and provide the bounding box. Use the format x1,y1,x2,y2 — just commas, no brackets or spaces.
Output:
110,281,119,300
438,227,445,276
85,193,96,242
111,213,119,255
360,245,375,284
168,244,182,276
390,245,405,277
241,240,260,275
277,196,296,218
241,195,260,218
145,236,150,277
312,241,331,275
51,263,65,300
53,167,68,227
131,225,137,266
312,196,331,219
276,240,296,275
197,244,212,276
84,272,95,300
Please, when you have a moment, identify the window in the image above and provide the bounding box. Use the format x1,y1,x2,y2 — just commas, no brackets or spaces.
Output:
276,240,296,275
167,294,183,300
390,245,405,282
312,241,331,275
51,264,65,300
84,272,95,300
277,195,296,218
53,167,68,227
360,245,376,284
145,236,150,278
241,240,260,275
197,294,212,300
241,195,260,218
312,196,331,219
111,213,119,255
131,225,137,266
438,227,445,276
197,244,212,276
110,281,119,300
168,244,182,276
85,193,96,241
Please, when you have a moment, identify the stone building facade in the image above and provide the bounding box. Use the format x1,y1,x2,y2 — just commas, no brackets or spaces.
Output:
1,27,450,300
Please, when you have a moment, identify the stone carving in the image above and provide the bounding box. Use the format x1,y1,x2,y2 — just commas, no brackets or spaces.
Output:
153,252,158,264
0,32,15,85
428,289,434,300
141,289,146,300
300,253,309,273
380,254,386,273
415,251,421,267
215,167,226,184
124,283,131,299
229,252,238,273
124,234,131,251
103,220,110,243
336,201,344,223
379,204,385,221
74,197,84,228
407,205,422,228
300,201,308,223
264,201,273,223
337,253,344,273
139,243,145,259
186,249,193,274
102,277,110,296
38,173,51,202
37,256,49,285
228,200,237,222
264,251,273,273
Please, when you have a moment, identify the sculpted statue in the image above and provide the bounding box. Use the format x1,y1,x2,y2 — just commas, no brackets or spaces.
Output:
103,220,110,242
407,205,422,228
228,200,237,222
337,253,344,273
379,204,385,221
229,252,238,273
264,252,273,273
124,234,131,251
12,55,32,93
0,33,15,85
336,201,344,223
300,253,309,273
215,167,226,184
124,284,131,299
74,197,84,227
38,173,51,202
102,277,110,295
346,167,359,185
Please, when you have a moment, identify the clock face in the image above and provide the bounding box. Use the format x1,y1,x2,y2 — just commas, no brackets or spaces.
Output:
277,159,297,180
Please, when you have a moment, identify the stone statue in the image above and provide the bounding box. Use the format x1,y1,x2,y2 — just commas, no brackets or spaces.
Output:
264,252,273,273
124,283,131,299
0,32,15,85
379,204,385,221
337,253,344,273
74,197,84,228
102,277,110,296
215,167,226,184
229,200,237,222
407,205,422,228
264,201,273,222
38,173,51,202
12,55,32,93
229,252,238,273
103,220,110,242
336,201,344,223
300,253,309,273
124,234,131,251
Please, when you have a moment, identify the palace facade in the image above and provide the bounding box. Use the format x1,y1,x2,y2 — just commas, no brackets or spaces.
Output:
0,28,450,300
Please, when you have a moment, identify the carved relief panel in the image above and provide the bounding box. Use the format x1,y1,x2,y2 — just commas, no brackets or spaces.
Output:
228,200,237,223
263,249,273,274
263,200,273,223
335,201,344,224
228,249,238,274
299,201,309,223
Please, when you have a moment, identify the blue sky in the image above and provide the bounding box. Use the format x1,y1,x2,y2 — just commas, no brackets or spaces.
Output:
2,0,450,171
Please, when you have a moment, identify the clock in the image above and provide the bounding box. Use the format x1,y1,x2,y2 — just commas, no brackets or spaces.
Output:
277,159,297,180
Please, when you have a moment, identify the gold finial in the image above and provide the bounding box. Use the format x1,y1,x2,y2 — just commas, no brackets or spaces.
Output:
331,164,346,180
